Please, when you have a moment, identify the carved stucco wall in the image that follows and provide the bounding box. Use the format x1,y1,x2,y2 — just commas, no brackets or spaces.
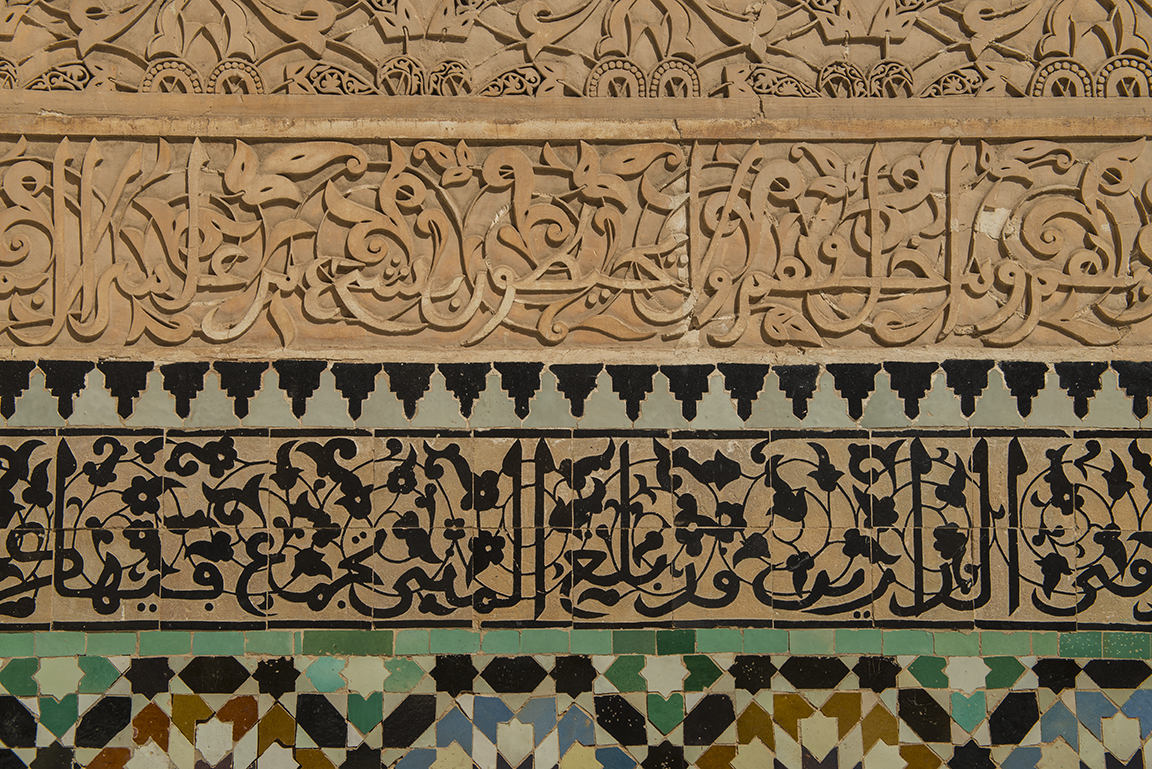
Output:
6,2,1152,769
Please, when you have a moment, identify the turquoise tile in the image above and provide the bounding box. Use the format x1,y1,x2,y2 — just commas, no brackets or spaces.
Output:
1059,632,1102,658
1104,632,1151,659
395,630,429,656
0,634,34,658
78,657,121,693
657,630,695,655
883,630,933,656
613,630,655,655
934,632,979,657
303,630,392,656
35,633,85,658
981,632,1030,657
139,632,191,656
193,632,245,656
1032,632,1058,656
696,629,742,653
743,629,788,654
481,631,521,655
85,634,137,656
520,629,567,654
246,632,294,656
790,629,834,655
570,629,612,655
430,629,479,654
835,629,881,654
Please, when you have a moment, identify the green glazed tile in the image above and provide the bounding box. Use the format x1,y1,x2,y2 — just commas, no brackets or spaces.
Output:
383,658,425,691
395,630,429,656
139,631,191,656
743,629,787,654
39,694,78,738
1032,633,1058,656
193,632,245,656
884,630,933,656
305,658,346,692
908,656,948,688
657,630,695,656
246,632,293,656
613,631,655,655
695,629,742,654
348,692,383,734
836,629,881,654
85,634,136,656
35,633,85,658
647,694,685,734
934,632,979,657
303,630,392,656
790,630,834,655
984,657,1025,689
0,634,33,657
684,656,723,692
78,657,120,694
1059,632,1102,658
430,630,479,654
520,629,567,654
604,656,646,692
951,692,986,733
1104,632,1151,659
570,630,612,655
482,631,521,655
0,659,38,696
981,632,1030,657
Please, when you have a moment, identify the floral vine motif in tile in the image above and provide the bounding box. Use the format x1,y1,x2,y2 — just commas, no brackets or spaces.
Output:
4,430,1152,626
3,0,1152,97
4,137,1152,348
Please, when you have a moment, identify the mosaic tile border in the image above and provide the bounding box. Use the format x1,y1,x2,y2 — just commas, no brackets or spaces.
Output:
0,630,1148,769
3,360,1152,429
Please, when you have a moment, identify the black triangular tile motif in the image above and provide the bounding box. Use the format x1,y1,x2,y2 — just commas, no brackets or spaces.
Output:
662,364,713,420
0,697,35,748
0,361,35,420
160,362,209,418
988,691,1039,745
1083,659,1152,689
1114,361,1152,419
331,362,382,420
826,364,880,420
1054,361,1109,418
941,360,995,417
97,360,154,418
28,743,72,769
683,694,735,746
606,365,657,421
774,365,818,419
948,741,996,769
551,364,602,418
380,695,435,748
480,656,548,693
729,656,776,693
551,656,596,697
296,693,347,748
497,755,532,769
897,689,950,742
494,362,543,419
594,695,647,746
884,362,937,418
440,363,491,418
214,362,267,418
777,657,849,689
1033,658,1081,693
253,657,299,698
1105,752,1145,769
38,360,93,419
716,363,770,421
0,749,24,769
641,742,687,769
177,656,251,693
382,363,434,419
801,747,837,769
341,744,382,769
999,361,1048,418
74,697,130,748
273,360,327,417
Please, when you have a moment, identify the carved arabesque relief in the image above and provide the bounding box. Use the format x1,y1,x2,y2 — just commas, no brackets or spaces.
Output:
5,136,1152,349
2,0,1152,97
